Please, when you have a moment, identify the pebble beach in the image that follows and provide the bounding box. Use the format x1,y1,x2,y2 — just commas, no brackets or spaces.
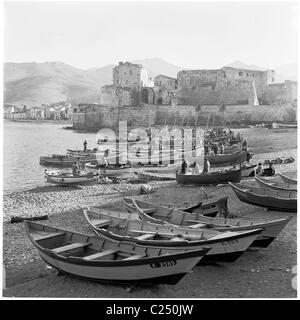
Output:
2,127,297,298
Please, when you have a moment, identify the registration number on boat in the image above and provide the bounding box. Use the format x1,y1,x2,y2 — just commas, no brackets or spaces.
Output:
221,239,239,246
150,260,177,268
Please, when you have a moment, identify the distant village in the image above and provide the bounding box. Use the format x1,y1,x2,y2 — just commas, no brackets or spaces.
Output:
4,102,73,121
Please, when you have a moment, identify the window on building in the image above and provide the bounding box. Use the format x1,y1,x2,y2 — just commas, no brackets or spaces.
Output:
239,71,243,76
246,73,248,77
130,70,132,75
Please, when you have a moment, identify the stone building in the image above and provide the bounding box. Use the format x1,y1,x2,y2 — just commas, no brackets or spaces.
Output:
176,67,275,106
112,61,154,89
263,80,297,104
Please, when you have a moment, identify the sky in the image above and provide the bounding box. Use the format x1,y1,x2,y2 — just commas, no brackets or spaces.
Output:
3,1,298,70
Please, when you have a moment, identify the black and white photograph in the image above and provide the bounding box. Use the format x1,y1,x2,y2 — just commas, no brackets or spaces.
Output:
1,0,298,302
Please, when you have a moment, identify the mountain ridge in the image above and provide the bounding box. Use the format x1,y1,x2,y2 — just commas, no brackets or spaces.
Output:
4,58,297,106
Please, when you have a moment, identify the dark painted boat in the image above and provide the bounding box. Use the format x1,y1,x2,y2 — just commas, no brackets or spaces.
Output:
229,182,297,212
205,149,247,167
255,176,297,192
176,168,241,185
130,198,292,248
25,221,210,285
84,208,262,263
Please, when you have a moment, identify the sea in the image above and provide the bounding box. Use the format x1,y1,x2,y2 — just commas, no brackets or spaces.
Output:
3,121,98,194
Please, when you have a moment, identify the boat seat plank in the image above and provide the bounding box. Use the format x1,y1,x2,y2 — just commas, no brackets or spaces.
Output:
123,254,146,260
170,237,182,241
52,242,90,254
135,234,155,240
188,223,208,229
35,231,66,241
93,219,111,228
83,249,118,261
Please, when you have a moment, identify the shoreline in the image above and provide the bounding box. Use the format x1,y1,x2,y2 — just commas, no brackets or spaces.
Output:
3,128,297,298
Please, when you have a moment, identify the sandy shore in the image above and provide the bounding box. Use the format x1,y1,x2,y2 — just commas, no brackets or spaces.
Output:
3,140,297,298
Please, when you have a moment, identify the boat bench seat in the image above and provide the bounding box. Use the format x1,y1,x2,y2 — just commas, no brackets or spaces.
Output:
123,254,146,260
93,219,111,228
187,222,208,229
144,208,157,214
52,242,90,254
83,249,118,261
170,237,182,241
35,232,66,241
135,234,155,240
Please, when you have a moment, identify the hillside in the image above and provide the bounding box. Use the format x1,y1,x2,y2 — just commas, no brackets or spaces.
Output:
4,59,296,106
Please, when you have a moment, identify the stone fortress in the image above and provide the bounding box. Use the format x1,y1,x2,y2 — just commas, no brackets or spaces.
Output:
73,61,297,130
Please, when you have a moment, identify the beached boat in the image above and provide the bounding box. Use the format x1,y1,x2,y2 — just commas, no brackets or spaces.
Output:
176,168,241,185
229,182,297,212
278,173,297,185
273,122,297,129
205,149,247,167
25,221,210,285
84,208,262,262
255,176,297,192
44,170,99,185
130,198,292,248
40,154,96,167
85,162,133,177
121,196,229,218
67,149,97,156
241,164,257,177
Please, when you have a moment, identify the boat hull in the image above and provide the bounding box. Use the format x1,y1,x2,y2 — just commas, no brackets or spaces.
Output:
229,182,297,212
176,169,241,185
45,173,99,185
205,150,247,167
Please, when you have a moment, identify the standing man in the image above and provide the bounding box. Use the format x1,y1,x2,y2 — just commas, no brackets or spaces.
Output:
202,158,210,174
83,140,88,152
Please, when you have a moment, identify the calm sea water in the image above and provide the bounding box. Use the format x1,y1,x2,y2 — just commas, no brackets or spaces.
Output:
3,121,98,194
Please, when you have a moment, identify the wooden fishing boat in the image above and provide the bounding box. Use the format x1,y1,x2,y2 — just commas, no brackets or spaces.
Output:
85,162,132,177
176,168,241,185
67,149,97,156
223,144,241,154
229,182,297,212
121,196,229,218
205,149,247,167
255,176,297,192
44,170,99,185
130,198,292,248
83,208,262,263
273,122,297,129
278,173,297,185
40,154,96,167
25,221,210,285
241,164,257,177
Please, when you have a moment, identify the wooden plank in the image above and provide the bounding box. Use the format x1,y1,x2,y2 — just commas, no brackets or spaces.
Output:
35,232,66,241
130,229,175,238
52,242,90,254
188,223,208,229
135,234,155,240
170,237,182,241
83,249,118,261
123,254,146,260
93,219,111,228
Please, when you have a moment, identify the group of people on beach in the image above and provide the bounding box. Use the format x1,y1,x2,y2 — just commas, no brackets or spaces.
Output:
256,162,275,176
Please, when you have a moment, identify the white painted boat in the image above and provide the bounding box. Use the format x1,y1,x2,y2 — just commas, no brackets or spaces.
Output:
84,208,262,263
44,170,99,185
85,162,133,177
129,198,292,248
255,176,297,192
25,221,210,285
278,173,297,185
40,154,96,167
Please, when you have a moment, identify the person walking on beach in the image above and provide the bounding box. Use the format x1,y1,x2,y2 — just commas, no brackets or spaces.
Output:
220,142,224,154
83,140,88,152
181,160,188,174
242,139,248,150
72,162,79,176
256,163,263,175
202,158,210,174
